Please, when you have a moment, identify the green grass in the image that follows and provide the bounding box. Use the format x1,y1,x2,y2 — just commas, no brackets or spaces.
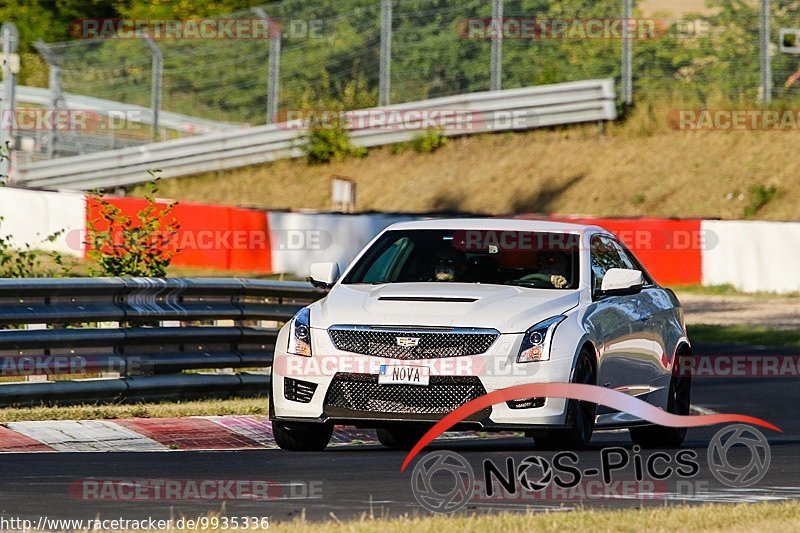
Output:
672,284,800,298
0,397,268,423
687,324,800,348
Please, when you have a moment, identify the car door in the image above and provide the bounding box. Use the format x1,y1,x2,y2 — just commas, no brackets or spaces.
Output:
609,238,667,404
585,235,656,400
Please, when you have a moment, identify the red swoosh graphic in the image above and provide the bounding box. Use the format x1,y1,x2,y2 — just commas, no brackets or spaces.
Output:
400,383,781,472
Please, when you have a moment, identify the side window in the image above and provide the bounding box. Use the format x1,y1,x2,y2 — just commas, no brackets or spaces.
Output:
361,237,413,283
611,239,654,285
590,235,626,291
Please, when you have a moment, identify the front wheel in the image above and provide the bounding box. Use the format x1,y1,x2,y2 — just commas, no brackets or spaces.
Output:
273,421,333,451
534,349,597,450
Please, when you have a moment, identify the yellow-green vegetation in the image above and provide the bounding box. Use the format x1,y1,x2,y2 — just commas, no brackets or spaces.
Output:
672,284,800,298
0,397,268,423
86,501,800,533
129,101,800,221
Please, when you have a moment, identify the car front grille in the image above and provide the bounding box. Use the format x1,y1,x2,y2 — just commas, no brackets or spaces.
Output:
327,326,499,359
323,373,487,415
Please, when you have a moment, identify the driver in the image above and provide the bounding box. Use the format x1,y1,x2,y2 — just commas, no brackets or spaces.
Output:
433,246,467,282
536,252,570,289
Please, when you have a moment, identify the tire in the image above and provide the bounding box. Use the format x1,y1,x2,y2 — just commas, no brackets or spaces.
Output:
534,349,597,451
377,427,429,450
629,353,692,449
273,420,333,451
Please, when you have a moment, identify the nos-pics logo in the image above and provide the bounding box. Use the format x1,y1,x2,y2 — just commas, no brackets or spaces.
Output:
410,424,771,513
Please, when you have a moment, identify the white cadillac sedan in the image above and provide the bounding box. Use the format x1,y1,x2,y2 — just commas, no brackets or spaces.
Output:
270,219,692,451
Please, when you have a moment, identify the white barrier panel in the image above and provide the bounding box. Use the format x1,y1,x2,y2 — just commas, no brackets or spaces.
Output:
267,212,423,276
0,187,86,257
702,220,800,294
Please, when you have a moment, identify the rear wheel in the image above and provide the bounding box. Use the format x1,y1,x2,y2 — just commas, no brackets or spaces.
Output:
629,353,692,449
273,421,333,452
534,349,596,450
377,426,429,450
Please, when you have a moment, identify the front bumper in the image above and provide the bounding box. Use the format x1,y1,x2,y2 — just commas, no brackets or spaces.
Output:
271,326,578,429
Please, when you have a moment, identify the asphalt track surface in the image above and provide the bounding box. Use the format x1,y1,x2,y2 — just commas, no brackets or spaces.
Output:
1,343,799,524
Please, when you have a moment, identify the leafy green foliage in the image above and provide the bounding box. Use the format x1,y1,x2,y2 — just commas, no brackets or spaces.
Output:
85,175,181,277
743,184,778,217
9,0,800,117
302,121,366,164
410,128,447,154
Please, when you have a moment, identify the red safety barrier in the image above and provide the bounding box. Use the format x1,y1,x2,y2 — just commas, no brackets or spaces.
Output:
85,196,272,273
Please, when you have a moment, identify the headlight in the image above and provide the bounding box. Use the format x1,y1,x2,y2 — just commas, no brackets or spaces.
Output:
517,316,566,363
287,307,312,357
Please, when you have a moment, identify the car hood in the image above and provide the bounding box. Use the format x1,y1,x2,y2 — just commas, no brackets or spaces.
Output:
311,282,581,333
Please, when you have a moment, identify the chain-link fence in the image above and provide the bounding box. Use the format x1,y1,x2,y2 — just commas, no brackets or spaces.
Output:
4,0,800,163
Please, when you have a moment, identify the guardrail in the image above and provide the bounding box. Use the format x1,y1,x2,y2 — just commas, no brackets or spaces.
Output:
0,278,326,407
17,86,242,135
13,79,617,191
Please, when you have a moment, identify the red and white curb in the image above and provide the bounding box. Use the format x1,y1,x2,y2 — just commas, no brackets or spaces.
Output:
0,416,518,453
0,405,718,452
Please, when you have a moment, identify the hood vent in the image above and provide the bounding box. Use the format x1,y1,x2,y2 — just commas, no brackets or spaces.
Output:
378,296,479,303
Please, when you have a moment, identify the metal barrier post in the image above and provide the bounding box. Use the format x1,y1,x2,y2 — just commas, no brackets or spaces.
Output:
0,22,19,180
760,0,772,104
141,34,162,142
621,0,633,106
253,8,281,124
34,42,64,158
379,0,393,106
490,0,503,91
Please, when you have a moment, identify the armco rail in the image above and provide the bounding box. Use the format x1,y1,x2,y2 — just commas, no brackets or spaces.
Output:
17,85,242,135
0,278,326,407
14,79,617,191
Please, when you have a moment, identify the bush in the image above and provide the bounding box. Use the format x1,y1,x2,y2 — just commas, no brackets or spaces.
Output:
301,121,366,165
85,175,181,277
743,184,778,218
410,129,447,154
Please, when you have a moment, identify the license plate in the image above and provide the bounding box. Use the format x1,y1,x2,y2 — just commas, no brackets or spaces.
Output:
378,365,430,386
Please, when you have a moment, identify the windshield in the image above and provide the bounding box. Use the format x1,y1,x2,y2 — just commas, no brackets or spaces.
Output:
342,229,580,289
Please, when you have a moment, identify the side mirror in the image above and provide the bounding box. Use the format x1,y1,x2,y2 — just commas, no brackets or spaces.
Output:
309,262,340,289
597,268,644,297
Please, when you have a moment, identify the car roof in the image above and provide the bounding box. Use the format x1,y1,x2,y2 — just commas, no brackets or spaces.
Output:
386,218,603,234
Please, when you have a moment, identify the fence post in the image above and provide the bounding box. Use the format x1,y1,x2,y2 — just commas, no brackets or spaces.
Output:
0,22,19,181
268,21,281,123
379,0,393,106
35,41,67,158
141,34,162,142
490,0,503,91
621,0,633,106
253,8,280,124
759,0,772,104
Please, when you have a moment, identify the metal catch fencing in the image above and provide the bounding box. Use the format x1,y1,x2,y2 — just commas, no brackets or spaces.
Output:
0,278,326,407
5,0,800,165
